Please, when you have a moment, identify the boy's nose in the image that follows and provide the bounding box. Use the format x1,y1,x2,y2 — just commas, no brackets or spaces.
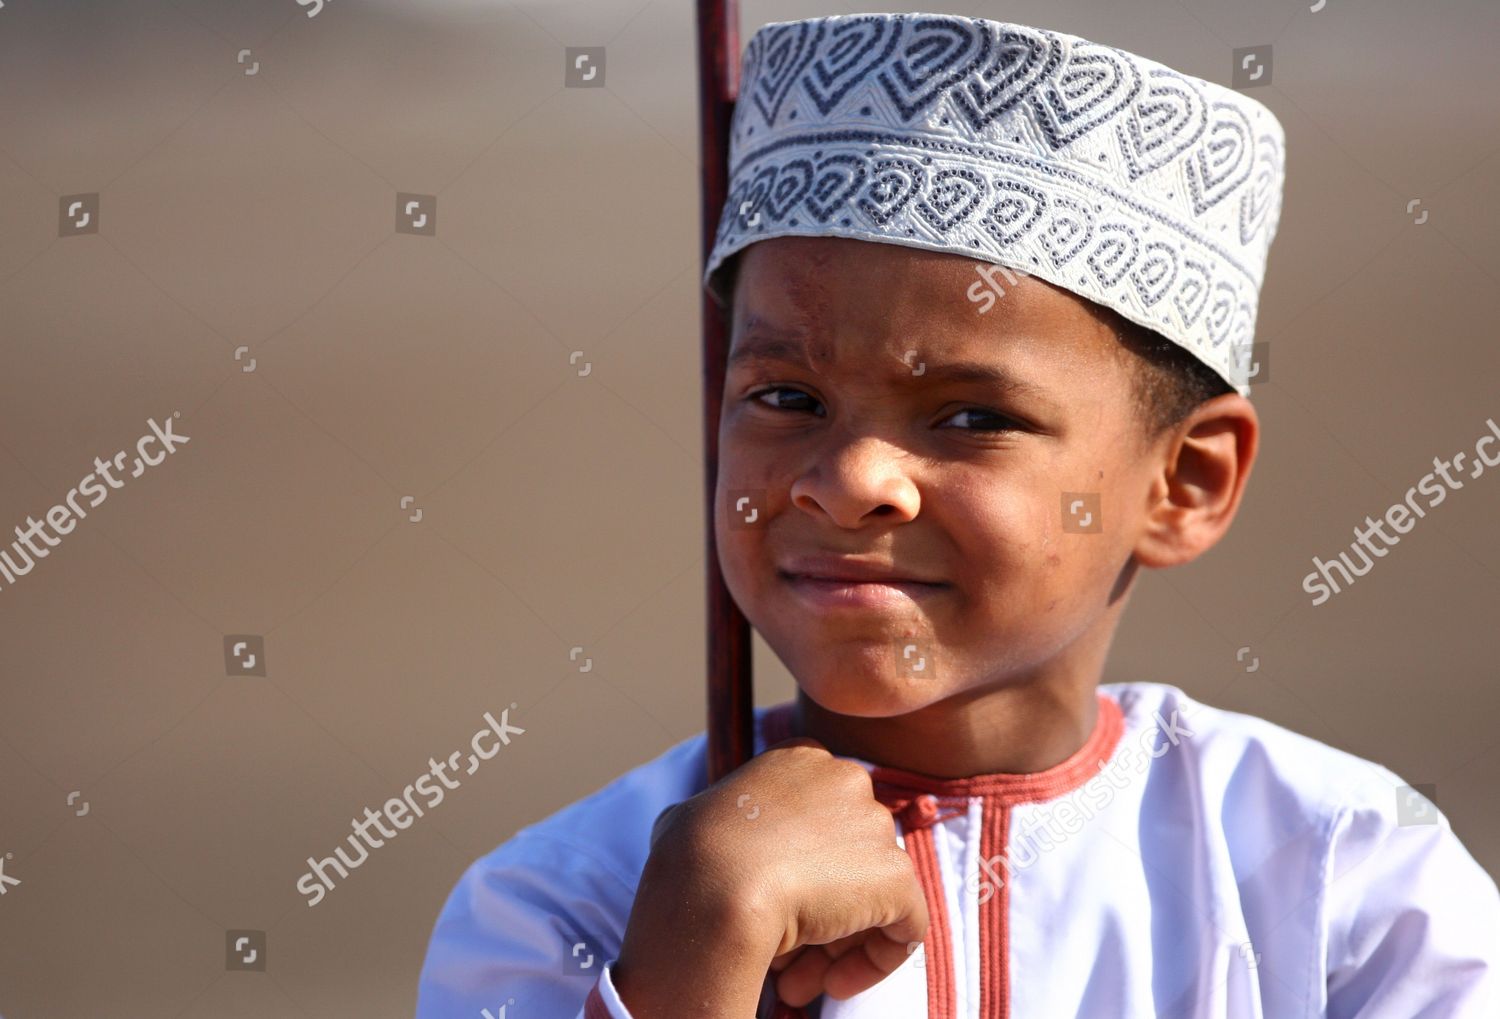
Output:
790,443,920,527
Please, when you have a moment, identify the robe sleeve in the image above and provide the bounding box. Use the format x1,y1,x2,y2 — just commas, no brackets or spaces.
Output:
416,829,641,1019
1321,792,1500,1017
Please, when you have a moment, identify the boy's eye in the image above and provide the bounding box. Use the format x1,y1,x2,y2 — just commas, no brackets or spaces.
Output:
748,387,1020,433
940,408,1021,433
749,386,825,416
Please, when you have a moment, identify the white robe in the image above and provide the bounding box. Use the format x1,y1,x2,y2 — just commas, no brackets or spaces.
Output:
415,682,1499,1017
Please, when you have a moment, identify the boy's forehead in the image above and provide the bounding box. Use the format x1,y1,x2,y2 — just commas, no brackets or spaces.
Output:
728,322,1067,413
731,237,1112,381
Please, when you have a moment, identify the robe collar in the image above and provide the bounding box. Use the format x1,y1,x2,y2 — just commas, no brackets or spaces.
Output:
758,691,1125,828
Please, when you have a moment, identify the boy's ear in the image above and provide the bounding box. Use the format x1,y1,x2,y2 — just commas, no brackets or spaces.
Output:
1132,392,1259,570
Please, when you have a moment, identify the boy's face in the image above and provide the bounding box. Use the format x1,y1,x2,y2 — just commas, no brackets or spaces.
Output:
715,235,1171,719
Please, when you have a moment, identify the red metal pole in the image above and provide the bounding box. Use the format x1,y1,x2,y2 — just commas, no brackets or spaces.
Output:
696,0,753,788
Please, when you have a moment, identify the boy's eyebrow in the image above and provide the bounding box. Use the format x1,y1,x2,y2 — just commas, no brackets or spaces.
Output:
728,331,814,370
728,330,1053,402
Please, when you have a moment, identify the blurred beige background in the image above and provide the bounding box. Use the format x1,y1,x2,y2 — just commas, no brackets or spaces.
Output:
0,0,1497,1015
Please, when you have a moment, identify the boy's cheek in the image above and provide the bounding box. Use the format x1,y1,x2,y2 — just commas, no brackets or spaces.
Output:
712,523,779,625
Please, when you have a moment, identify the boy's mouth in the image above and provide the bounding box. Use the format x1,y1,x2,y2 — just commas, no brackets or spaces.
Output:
777,555,948,610
778,554,943,584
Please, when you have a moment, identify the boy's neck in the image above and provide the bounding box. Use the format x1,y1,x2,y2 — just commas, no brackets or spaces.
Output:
790,674,1104,779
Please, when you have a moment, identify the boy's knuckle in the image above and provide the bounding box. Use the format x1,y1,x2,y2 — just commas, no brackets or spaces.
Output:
834,758,873,788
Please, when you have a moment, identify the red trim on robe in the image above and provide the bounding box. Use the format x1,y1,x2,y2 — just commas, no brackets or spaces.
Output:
979,800,1008,1018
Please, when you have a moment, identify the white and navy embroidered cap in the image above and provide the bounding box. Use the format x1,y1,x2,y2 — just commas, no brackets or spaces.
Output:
702,12,1287,398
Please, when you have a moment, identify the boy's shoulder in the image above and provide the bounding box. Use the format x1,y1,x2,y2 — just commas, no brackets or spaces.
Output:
472,705,788,888
1102,679,1418,826
1099,680,1499,916
422,712,801,1016
1100,683,1498,1014
416,716,752,1015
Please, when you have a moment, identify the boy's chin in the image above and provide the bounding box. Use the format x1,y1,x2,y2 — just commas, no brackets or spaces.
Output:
795,670,951,719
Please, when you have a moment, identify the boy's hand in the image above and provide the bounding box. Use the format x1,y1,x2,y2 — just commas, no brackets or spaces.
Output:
612,736,929,1016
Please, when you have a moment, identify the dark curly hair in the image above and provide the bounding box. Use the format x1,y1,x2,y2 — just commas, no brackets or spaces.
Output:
1085,301,1236,448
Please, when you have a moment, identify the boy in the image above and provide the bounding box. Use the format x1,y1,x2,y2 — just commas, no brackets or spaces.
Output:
417,13,1499,1018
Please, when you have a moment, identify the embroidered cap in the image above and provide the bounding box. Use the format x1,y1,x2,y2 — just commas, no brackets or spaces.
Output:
702,12,1287,398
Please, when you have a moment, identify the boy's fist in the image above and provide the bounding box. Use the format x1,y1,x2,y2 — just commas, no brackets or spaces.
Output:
631,736,929,1010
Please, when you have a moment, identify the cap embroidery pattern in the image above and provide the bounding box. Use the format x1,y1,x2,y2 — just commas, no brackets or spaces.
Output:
703,13,1287,397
